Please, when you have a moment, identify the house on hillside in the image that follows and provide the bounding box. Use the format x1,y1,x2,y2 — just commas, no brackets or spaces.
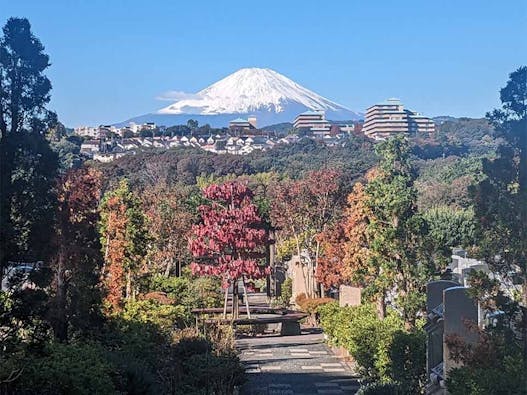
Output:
80,140,101,157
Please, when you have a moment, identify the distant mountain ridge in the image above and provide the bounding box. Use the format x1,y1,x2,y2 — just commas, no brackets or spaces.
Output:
119,68,362,127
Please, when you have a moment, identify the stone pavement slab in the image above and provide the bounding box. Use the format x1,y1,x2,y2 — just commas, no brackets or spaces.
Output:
237,329,361,395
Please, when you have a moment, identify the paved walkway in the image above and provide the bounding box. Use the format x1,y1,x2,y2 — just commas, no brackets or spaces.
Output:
237,329,360,395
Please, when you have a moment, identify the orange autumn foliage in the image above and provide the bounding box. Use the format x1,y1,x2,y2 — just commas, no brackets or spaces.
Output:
341,181,372,285
102,195,128,312
315,170,378,290
315,221,347,288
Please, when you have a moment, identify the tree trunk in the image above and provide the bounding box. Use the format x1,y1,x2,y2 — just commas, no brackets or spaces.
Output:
164,259,171,277
242,276,251,319
232,281,239,320
125,269,131,300
54,248,68,342
223,285,229,319
522,278,527,389
314,240,321,297
376,295,386,320
101,233,110,276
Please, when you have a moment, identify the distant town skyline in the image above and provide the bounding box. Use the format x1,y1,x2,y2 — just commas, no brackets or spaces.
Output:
2,0,526,127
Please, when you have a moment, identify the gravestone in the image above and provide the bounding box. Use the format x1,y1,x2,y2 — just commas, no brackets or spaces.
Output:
339,285,362,307
425,280,459,392
426,280,459,314
443,286,480,381
289,257,308,303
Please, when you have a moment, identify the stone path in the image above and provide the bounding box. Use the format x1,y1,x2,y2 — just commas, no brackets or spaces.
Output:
237,329,361,395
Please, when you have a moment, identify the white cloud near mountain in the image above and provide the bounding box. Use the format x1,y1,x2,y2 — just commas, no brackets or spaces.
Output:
155,90,201,101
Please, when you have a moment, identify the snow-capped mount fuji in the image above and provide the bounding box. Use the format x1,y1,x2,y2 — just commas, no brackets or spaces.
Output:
122,68,361,128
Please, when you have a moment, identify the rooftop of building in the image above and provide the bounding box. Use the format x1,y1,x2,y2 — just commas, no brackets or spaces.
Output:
297,110,325,116
229,118,249,123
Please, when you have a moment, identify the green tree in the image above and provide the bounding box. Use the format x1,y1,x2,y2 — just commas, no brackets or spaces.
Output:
365,136,430,324
0,17,58,273
0,17,59,386
474,65,527,379
186,119,198,130
423,206,476,268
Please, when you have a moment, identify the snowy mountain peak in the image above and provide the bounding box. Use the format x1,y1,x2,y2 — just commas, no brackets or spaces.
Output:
158,67,352,116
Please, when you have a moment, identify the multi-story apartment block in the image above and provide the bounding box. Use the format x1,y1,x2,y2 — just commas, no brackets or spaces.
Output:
229,117,257,131
363,98,435,140
293,110,332,136
74,126,100,138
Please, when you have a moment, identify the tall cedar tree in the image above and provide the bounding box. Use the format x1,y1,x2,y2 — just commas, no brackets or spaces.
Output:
0,18,58,357
51,167,102,340
0,17,58,273
270,170,342,296
188,181,268,318
365,137,429,324
475,66,527,380
99,180,148,312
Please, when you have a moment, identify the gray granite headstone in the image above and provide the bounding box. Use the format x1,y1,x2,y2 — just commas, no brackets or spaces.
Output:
426,280,459,313
443,286,479,379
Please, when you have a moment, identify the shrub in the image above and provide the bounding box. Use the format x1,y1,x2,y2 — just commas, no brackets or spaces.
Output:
17,342,117,395
357,381,403,395
445,327,525,395
295,293,334,325
296,293,334,314
178,353,245,395
279,277,293,307
147,274,190,303
144,273,222,310
388,329,426,394
317,303,426,393
122,298,189,330
172,330,245,395
182,276,223,309
317,301,341,344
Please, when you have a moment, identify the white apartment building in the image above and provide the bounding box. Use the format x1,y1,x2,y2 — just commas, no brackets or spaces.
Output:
74,126,100,138
293,110,332,136
363,98,435,140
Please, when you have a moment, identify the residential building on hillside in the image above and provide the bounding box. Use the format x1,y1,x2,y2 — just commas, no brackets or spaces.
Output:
80,140,101,157
293,110,332,136
229,117,257,131
74,126,100,138
363,98,435,140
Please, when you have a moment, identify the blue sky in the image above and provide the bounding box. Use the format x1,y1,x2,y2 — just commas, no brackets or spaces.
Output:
1,0,526,127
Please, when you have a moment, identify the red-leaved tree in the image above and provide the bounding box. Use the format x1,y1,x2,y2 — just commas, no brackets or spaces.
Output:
188,181,269,318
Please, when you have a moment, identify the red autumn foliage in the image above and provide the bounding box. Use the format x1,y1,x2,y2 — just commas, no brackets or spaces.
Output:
188,181,269,287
